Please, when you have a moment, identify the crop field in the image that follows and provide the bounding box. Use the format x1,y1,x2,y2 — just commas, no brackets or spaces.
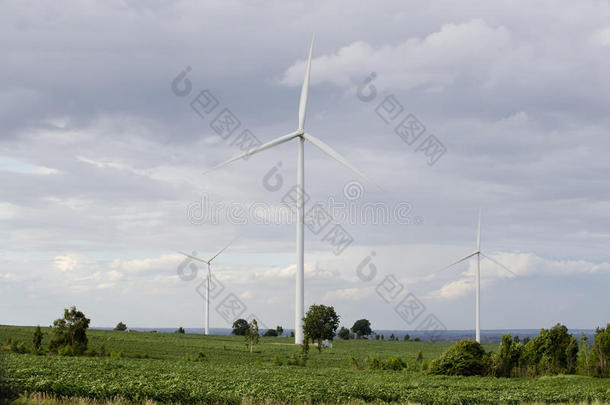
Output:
1,326,609,404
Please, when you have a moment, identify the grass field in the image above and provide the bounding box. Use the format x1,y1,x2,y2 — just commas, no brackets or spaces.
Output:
1,326,609,404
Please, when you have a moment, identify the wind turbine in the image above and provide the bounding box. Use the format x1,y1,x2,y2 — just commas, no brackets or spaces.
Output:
202,35,381,344
438,209,515,343
177,238,237,335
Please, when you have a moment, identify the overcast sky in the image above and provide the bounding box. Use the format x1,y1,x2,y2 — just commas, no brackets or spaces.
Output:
1,0,609,333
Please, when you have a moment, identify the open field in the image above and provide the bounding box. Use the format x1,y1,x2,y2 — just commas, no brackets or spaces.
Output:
1,326,609,404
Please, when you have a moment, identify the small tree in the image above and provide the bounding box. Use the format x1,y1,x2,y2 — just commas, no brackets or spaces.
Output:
175,327,185,334
403,333,410,341
338,326,351,340
32,325,43,351
303,304,340,351
114,322,127,331
245,319,260,353
276,326,284,336
50,306,90,355
592,324,610,377
263,329,278,337
232,318,249,336
351,319,372,338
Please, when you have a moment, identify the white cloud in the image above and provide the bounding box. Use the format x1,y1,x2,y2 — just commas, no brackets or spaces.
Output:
54,254,79,272
280,19,510,91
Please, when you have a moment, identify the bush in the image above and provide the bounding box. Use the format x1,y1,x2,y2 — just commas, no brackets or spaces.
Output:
58,345,73,356
272,355,283,366
591,324,610,377
384,356,407,370
10,341,27,354
428,340,487,376
110,351,124,358
286,353,306,367
365,356,384,370
183,352,207,362
338,326,351,340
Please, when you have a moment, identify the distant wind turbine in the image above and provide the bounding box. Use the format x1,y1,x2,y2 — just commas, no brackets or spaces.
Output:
202,35,381,344
438,209,515,343
177,237,238,335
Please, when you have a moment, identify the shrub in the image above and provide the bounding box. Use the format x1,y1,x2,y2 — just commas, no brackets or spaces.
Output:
110,351,124,358
428,340,486,376
286,353,306,367
263,329,278,337
10,341,27,354
365,356,384,370
350,356,363,370
58,345,73,356
272,355,283,366
384,356,407,370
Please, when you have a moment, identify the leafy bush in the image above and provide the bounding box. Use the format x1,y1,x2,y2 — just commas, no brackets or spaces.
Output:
428,340,487,376
272,355,283,366
365,356,384,370
49,307,90,355
491,333,524,377
10,341,27,354
110,351,124,358
58,345,73,356
591,324,610,377
183,352,207,362
384,356,407,371
286,353,306,367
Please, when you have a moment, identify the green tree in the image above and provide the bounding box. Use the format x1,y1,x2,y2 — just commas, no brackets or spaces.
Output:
32,325,43,351
492,333,523,377
428,340,487,376
577,333,591,376
338,326,351,340
175,327,185,334
245,319,260,353
403,333,410,341
232,318,249,336
114,322,127,331
351,319,372,338
263,328,278,337
276,326,284,336
592,324,610,377
303,304,340,351
49,306,90,355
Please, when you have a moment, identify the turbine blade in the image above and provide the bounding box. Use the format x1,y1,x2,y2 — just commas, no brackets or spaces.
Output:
203,131,299,174
208,236,239,263
303,133,384,191
175,250,209,264
480,253,517,276
476,209,482,251
298,34,315,131
434,251,479,274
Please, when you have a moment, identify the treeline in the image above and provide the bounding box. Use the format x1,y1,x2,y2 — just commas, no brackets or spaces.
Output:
429,323,610,378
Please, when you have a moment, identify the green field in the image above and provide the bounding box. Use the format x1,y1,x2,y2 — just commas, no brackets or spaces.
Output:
1,326,609,404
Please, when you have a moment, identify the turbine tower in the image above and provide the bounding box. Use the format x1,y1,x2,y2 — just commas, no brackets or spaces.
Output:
439,209,515,343
202,35,381,344
177,238,237,335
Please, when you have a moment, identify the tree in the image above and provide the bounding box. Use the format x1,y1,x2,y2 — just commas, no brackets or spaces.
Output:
592,324,610,377
403,334,410,341
276,326,284,336
492,333,524,377
232,318,249,336
263,328,278,337
245,319,260,353
351,319,372,338
338,326,351,340
175,327,185,334
32,325,43,351
428,340,487,376
50,306,90,355
303,304,340,351
114,322,127,331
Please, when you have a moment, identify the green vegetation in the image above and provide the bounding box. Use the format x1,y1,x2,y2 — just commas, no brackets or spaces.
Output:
231,319,248,336
302,304,340,351
49,307,90,356
113,322,127,332
351,319,372,338
1,325,610,404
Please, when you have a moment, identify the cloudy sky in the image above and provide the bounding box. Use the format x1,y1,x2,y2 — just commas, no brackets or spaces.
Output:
2,0,609,333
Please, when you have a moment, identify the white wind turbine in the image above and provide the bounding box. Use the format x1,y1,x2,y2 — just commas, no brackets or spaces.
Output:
202,35,381,344
439,209,515,343
177,238,237,335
